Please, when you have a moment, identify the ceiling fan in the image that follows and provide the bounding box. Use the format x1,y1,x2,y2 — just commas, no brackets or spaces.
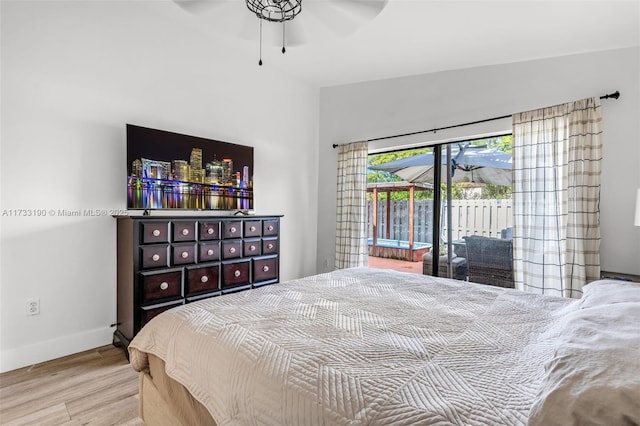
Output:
173,0,388,65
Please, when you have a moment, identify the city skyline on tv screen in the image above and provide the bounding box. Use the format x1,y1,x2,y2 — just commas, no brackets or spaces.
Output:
126,124,254,211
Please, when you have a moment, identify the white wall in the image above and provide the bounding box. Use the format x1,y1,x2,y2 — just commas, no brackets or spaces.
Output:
2,3,637,375
317,47,640,276
0,1,319,372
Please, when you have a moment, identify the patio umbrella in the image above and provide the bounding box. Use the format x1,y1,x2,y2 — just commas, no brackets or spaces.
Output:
370,144,512,186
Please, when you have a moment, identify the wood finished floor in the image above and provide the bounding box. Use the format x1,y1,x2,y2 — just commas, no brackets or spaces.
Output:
0,345,143,426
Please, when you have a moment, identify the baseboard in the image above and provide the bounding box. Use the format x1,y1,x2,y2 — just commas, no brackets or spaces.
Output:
0,326,114,373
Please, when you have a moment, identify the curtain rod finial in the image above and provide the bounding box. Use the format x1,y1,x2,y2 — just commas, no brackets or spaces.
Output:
601,90,620,100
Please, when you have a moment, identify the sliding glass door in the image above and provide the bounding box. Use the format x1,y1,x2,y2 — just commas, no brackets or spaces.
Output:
435,138,514,284
367,136,513,283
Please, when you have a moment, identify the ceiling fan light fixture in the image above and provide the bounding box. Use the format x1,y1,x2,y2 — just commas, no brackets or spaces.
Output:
247,0,302,66
246,0,302,23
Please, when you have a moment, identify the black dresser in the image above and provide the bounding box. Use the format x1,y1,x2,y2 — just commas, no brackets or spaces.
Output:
114,215,282,347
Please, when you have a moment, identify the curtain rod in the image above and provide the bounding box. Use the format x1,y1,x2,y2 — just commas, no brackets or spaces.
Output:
332,90,620,148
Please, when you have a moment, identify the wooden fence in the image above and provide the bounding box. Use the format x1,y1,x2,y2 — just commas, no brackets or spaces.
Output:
368,199,513,243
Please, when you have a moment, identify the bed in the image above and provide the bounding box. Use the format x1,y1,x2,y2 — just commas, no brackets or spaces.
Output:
128,267,640,426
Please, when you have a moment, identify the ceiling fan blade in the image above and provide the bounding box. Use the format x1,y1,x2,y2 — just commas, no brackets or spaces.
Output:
302,0,362,36
173,0,388,50
173,0,227,14
325,0,388,20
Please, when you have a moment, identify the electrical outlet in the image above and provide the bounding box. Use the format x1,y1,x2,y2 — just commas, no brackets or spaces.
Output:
27,299,40,316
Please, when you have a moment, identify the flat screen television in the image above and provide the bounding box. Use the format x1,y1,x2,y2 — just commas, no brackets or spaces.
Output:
126,124,253,212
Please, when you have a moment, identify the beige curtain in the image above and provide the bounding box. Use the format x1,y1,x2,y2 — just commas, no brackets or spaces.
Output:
512,98,602,298
335,141,369,269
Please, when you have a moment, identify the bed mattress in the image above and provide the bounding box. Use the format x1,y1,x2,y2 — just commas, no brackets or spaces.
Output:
130,267,581,425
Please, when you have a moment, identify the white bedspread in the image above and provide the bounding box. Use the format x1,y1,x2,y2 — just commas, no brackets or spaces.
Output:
129,267,575,426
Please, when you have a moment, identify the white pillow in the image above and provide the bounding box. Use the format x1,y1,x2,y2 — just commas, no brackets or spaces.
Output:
528,302,640,426
579,279,640,309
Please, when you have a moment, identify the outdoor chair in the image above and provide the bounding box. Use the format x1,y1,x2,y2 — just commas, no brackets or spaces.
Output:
462,235,514,288
422,252,468,281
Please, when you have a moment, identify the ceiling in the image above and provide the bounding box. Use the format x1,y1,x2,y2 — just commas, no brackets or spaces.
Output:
168,0,640,88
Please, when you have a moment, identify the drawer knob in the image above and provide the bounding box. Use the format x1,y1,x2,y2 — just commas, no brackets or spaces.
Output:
229,247,236,254
181,251,189,259
267,225,274,231
152,229,161,237
267,243,274,250
207,249,214,256
234,270,241,278
152,254,160,261
200,275,208,283
249,245,256,251
207,228,214,235
250,226,256,232
230,226,237,233
262,266,269,272
160,282,169,290
182,228,189,236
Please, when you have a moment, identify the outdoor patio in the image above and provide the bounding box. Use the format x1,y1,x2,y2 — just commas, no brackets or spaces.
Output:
366,140,515,284
367,256,423,274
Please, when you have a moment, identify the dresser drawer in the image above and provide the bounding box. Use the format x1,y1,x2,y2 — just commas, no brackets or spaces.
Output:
139,269,182,304
141,300,184,327
253,256,278,284
262,238,278,255
222,260,250,289
243,239,262,257
172,243,196,265
141,222,169,244
199,221,220,241
140,245,169,269
262,219,279,237
199,241,220,262
186,264,220,296
172,221,196,242
221,240,242,259
221,221,242,239
244,220,262,237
